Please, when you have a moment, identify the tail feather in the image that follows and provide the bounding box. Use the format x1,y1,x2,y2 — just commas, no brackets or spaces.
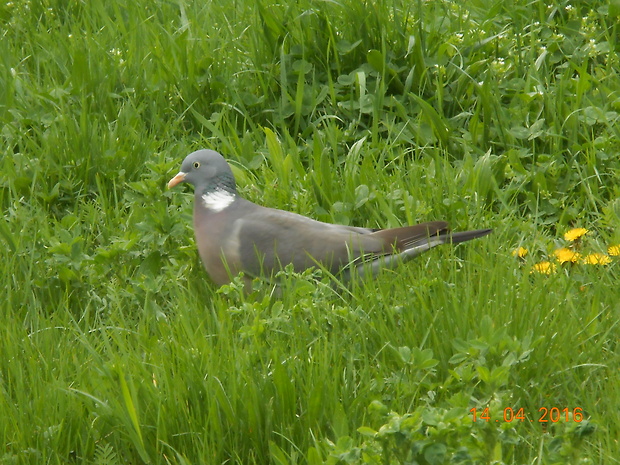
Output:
342,225,492,280
447,228,493,244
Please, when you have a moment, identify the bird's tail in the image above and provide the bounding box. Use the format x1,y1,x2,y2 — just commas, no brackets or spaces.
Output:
447,228,493,244
343,226,492,280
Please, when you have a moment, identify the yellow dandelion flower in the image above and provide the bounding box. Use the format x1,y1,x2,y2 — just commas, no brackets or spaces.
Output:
512,247,528,258
582,253,612,265
564,228,588,241
530,261,557,274
553,247,580,264
608,245,620,256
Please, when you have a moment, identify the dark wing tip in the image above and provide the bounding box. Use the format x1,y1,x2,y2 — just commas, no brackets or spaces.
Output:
371,221,450,251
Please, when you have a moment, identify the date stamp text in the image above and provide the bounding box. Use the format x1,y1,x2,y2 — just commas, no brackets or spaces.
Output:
470,407,583,423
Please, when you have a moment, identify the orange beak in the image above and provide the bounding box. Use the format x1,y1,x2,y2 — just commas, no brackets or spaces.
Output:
167,172,186,189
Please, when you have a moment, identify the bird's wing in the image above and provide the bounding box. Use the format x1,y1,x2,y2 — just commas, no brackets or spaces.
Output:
227,204,383,277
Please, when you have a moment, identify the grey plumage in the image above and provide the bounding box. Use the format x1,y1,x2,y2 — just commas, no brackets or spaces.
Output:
168,149,492,287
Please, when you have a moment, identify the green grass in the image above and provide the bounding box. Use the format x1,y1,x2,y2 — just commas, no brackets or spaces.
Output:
1,0,619,463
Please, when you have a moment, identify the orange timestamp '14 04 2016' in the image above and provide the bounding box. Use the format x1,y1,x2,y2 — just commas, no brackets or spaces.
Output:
470,407,584,423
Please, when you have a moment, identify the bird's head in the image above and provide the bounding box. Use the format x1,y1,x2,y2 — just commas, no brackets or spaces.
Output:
168,149,237,195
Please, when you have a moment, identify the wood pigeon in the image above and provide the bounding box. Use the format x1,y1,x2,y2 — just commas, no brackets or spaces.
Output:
168,149,492,287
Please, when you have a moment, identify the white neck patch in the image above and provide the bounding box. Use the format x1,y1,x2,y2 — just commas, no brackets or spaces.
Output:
201,189,235,212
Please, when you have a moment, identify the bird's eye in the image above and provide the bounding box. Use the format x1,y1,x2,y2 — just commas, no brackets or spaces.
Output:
193,161,200,169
